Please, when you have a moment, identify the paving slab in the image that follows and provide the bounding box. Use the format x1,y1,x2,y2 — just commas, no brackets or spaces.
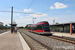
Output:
0,31,23,50
18,32,31,50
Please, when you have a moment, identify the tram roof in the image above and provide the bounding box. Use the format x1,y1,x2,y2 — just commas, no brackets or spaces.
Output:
28,21,49,26
37,21,48,23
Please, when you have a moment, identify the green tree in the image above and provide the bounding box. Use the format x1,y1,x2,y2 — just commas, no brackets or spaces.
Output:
5,24,8,26
25,25,28,28
56,22,59,24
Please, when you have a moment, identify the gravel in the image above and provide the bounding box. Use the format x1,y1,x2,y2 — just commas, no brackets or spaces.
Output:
20,31,50,50
19,29,75,50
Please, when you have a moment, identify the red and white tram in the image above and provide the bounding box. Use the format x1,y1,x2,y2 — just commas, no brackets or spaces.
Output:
28,21,50,34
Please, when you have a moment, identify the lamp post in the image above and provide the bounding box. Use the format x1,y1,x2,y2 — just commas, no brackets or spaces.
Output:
32,18,36,24
53,19,55,24
53,19,55,32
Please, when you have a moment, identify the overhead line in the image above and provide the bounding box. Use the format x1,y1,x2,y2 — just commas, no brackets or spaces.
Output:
0,11,41,15
41,0,64,13
0,11,11,12
14,12,42,15
42,9,50,13
28,0,34,9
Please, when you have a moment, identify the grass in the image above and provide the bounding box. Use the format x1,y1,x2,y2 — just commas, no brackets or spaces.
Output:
22,28,28,30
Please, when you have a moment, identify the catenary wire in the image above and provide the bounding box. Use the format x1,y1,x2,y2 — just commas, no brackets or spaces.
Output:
28,0,34,9
41,0,64,13
0,11,42,15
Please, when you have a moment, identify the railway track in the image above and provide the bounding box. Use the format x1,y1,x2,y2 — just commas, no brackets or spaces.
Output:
19,29,75,50
24,30,75,45
19,30,52,50
44,35,75,45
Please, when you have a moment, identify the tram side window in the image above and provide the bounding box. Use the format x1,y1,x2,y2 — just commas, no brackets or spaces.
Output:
31,26,33,30
37,25,42,30
33,27,34,30
29,27,31,30
35,26,37,30
32,26,35,30
28,27,29,29
34,26,37,30
30,26,31,30
28,27,30,29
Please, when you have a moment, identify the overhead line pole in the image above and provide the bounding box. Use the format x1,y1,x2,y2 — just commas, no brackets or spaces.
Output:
11,7,13,25
11,7,13,33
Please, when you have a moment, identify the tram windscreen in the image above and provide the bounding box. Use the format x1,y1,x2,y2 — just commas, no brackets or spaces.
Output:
43,26,50,31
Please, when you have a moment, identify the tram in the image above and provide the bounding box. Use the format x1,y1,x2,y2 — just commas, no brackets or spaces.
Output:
28,21,50,34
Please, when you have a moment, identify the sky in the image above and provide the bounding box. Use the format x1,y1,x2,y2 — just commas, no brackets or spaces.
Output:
0,0,75,27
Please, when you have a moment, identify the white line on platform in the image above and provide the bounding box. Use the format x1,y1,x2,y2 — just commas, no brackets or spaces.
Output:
0,31,10,36
18,32,31,50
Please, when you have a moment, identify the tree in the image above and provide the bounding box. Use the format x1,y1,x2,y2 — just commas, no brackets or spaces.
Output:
0,22,3,26
25,25,28,28
5,24,8,26
56,22,59,24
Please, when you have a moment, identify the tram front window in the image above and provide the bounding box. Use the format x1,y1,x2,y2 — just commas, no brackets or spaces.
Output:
43,26,50,31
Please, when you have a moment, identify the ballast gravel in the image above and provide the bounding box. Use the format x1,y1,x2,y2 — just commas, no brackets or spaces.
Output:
20,29,75,50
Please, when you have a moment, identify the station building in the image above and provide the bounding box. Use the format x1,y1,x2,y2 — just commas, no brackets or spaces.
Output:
0,22,3,26
0,22,4,29
50,22,75,35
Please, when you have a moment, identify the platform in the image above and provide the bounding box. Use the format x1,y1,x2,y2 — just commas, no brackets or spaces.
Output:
51,32,75,38
0,31,30,50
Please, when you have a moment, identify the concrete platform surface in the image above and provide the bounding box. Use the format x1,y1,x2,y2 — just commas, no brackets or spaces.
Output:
51,32,75,38
18,32,31,50
0,31,23,50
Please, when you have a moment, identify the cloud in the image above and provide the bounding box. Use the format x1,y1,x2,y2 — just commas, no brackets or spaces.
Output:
19,18,32,21
0,19,10,26
50,2,68,9
43,18,48,20
49,17,58,20
16,18,33,26
55,2,67,9
30,13,48,17
26,16,30,17
56,18,58,19
67,11,70,13
24,9,33,12
41,18,48,21
16,14,19,16
25,13,48,17
19,16,24,18
35,17,58,23
16,17,59,27
50,6,54,9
